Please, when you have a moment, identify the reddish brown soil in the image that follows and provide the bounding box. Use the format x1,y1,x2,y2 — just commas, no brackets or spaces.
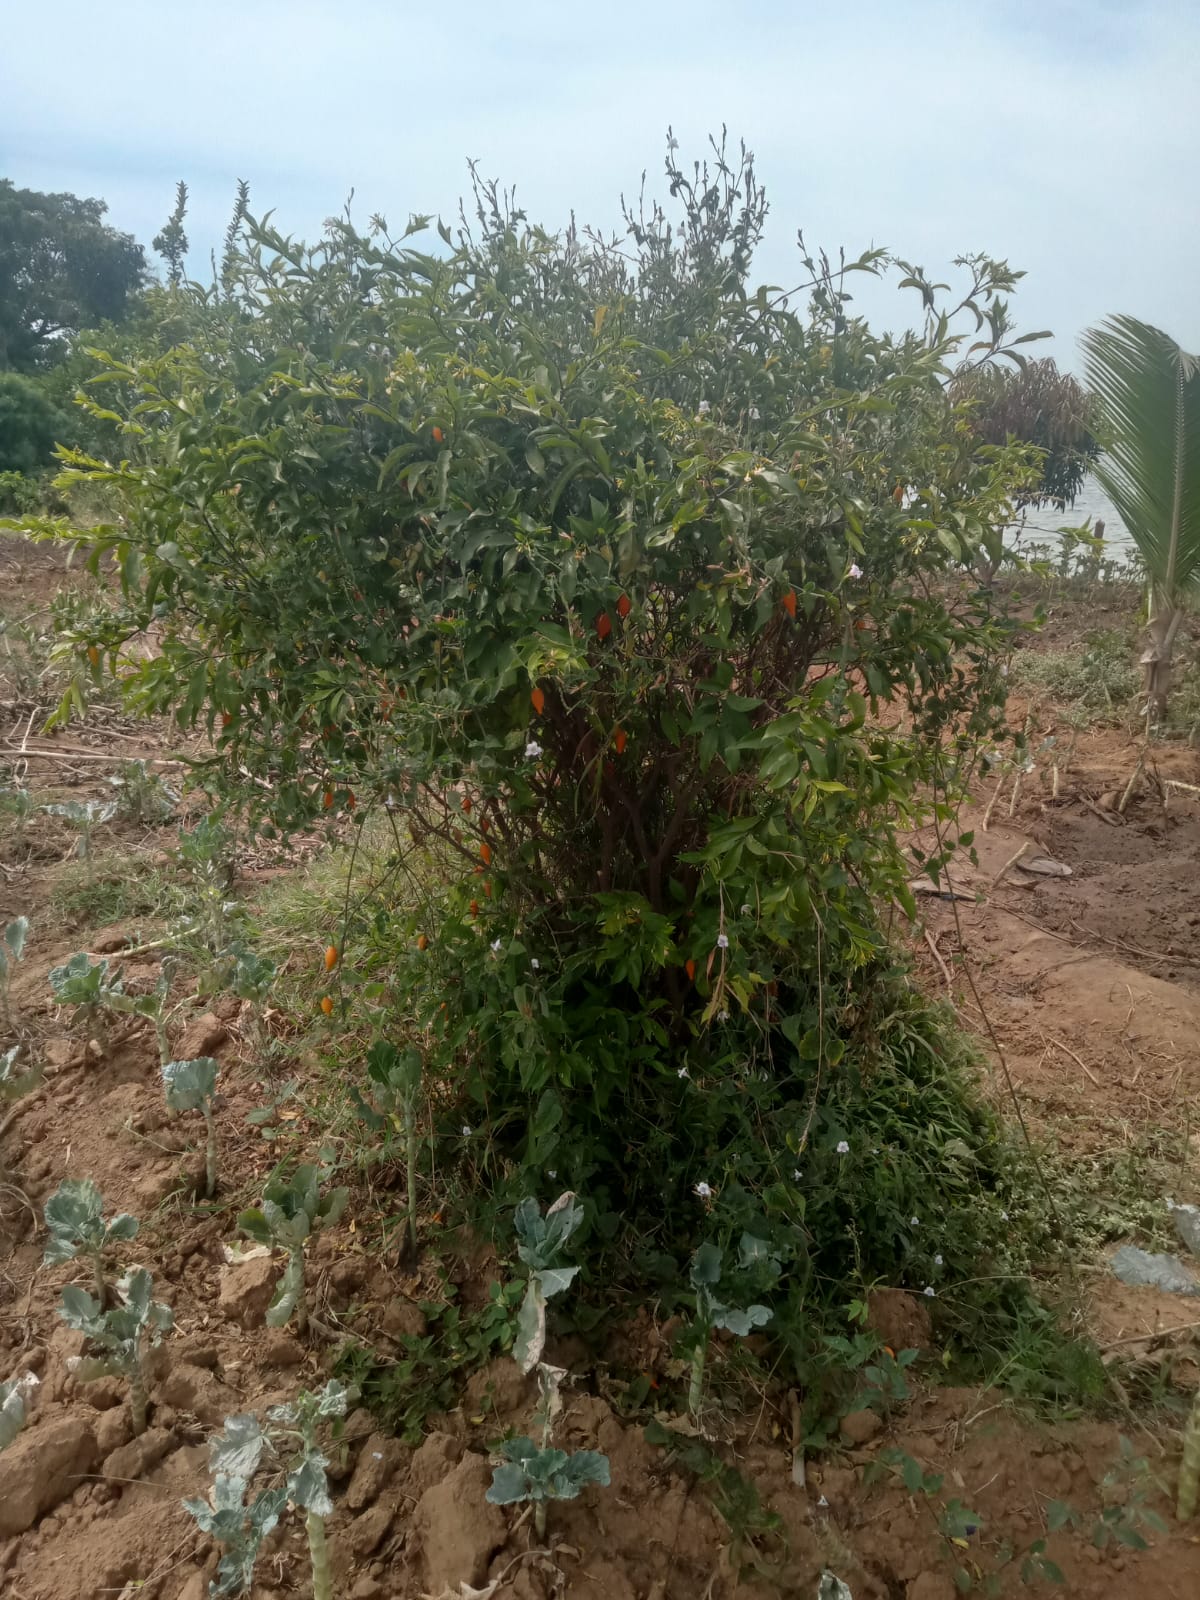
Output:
5,540,1200,1599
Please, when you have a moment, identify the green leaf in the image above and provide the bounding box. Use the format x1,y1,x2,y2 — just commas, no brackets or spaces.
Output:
162,1056,219,1113
265,1251,301,1328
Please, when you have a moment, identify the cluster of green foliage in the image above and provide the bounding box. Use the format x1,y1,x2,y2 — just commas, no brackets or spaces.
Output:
953,357,1099,509
25,139,1060,1374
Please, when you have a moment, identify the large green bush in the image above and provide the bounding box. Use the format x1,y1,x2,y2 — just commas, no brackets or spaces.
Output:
40,143,1044,1323
0,370,66,475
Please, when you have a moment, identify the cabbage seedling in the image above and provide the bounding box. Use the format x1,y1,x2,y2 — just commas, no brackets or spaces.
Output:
686,1234,777,1420
105,760,179,823
41,799,117,881
186,1382,350,1600
59,1266,172,1435
43,1177,139,1305
238,1163,349,1335
103,960,177,1066
182,1470,287,1598
0,1372,38,1449
0,915,29,1026
48,952,123,1048
363,1040,423,1256
512,1191,583,1374
486,1430,611,1538
266,1380,350,1600
162,1057,220,1196
225,945,277,1053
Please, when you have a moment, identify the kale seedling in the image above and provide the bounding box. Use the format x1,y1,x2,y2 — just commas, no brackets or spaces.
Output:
59,1266,172,1435
103,959,178,1066
162,1057,220,1197
512,1190,583,1374
238,1163,349,1335
224,945,277,1054
177,815,238,953
43,1177,139,1305
105,759,179,823
686,1234,777,1421
0,915,29,1027
185,1382,350,1600
0,1372,38,1450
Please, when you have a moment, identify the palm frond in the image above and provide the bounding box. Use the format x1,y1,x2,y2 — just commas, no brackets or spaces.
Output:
1080,314,1200,597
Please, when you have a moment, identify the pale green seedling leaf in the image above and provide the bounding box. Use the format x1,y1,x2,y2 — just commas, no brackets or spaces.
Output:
210,1414,268,1480
265,1251,302,1328
162,1057,219,1113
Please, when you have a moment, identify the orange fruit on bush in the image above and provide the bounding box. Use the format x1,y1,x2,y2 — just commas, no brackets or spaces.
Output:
346,791,357,810
86,645,100,668
470,899,480,918
417,934,429,951
480,841,492,866
685,958,697,982
323,790,335,810
324,945,339,972
432,425,444,444
782,589,797,619
617,593,631,619
320,995,334,1016
462,795,472,814
480,817,490,835
596,611,612,641
530,686,546,716
221,712,233,728
614,727,627,756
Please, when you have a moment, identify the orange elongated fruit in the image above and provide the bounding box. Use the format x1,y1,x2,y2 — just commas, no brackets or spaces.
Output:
461,795,472,814
617,593,631,619
325,945,339,972
320,995,334,1016
614,727,627,755
323,790,335,811
480,841,492,866
531,686,546,715
346,791,357,810
432,425,444,443
596,611,612,641
782,589,797,619
685,958,697,982
417,934,429,951
86,645,100,668
480,817,490,835
470,899,480,918
221,712,233,729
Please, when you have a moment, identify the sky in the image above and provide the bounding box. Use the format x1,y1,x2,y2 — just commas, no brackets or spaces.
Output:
3,0,1198,367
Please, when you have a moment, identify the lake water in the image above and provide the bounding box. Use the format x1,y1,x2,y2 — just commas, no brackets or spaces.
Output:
1009,472,1136,564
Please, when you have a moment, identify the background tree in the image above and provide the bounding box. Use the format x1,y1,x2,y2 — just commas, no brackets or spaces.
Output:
0,180,145,371
1082,314,1200,718
0,371,67,474
953,357,1098,508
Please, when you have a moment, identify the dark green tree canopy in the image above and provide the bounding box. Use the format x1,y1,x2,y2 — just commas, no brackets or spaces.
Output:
952,357,1098,507
0,180,146,371
0,370,67,473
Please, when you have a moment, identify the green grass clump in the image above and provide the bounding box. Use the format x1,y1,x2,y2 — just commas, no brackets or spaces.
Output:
1010,630,1141,721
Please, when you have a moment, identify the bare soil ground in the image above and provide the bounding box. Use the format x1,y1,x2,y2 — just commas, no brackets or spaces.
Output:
4,535,1200,1600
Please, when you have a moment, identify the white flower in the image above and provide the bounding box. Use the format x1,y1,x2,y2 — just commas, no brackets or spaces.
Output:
694,1181,712,1198
717,933,729,950
749,406,761,421
717,1009,729,1022
548,1170,557,1179
910,1216,920,1228
934,1254,944,1266
848,562,864,580
462,1125,472,1137
793,1168,802,1181
697,399,711,416
677,1065,690,1079
836,1139,850,1155
531,958,540,970
524,740,543,760
923,1285,935,1297
1000,1210,1009,1221
490,939,502,954
817,1494,829,1508
740,903,752,916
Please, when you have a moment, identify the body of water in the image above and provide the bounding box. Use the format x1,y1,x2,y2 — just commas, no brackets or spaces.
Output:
1010,472,1135,563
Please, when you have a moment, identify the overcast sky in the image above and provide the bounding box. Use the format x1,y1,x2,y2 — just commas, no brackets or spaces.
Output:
3,0,1197,366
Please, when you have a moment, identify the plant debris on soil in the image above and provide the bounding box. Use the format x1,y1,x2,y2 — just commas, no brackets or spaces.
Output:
5,535,1200,1598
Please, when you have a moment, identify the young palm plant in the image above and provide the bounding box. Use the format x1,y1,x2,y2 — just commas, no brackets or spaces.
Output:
1081,315,1200,720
